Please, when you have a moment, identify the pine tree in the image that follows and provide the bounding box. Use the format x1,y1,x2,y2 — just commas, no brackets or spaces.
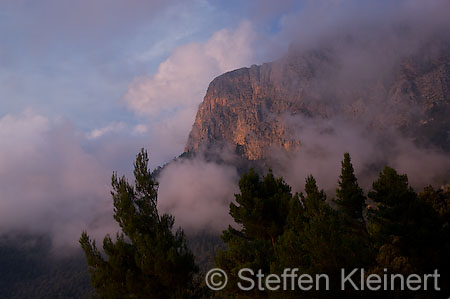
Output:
274,175,364,298
335,153,365,221
368,167,449,296
215,169,292,297
79,149,198,298
228,169,292,245
367,166,416,244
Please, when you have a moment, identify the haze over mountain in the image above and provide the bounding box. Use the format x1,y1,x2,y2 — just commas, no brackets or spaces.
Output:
181,36,450,192
186,39,450,160
1,1,450,297
159,1,450,233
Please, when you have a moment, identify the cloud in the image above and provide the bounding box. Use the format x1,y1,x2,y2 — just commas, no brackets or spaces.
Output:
0,109,238,247
1,0,177,48
124,21,270,164
125,21,258,116
0,0,239,146
228,0,450,195
120,0,450,232
87,121,127,139
123,0,450,168
0,6,288,247
2,0,450,251
269,115,450,197
277,0,450,50
0,110,117,251
132,124,149,135
157,154,239,233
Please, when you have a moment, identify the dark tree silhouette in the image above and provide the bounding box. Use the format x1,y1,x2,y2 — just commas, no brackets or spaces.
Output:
80,149,198,298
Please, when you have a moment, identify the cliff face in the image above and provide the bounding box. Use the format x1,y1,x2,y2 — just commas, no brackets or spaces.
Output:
185,40,450,161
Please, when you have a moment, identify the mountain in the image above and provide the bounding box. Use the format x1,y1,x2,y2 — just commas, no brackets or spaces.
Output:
185,38,450,162
0,235,92,298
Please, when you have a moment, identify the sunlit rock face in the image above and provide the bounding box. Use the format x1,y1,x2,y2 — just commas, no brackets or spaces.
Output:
186,38,450,161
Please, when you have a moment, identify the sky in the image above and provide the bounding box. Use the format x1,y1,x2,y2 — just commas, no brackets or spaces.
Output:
0,0,295,158
1,0,449,250
0,0,301,248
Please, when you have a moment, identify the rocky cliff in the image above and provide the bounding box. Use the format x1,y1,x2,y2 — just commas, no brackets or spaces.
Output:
185,39,450,161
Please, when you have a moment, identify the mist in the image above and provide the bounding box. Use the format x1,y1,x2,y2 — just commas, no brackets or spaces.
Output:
255,0,450,192
1,0,449,251
155,0,450,232
269,115,450,195
157,153,239,233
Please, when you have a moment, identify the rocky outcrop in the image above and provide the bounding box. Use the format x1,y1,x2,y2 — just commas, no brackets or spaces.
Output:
185,40,450,161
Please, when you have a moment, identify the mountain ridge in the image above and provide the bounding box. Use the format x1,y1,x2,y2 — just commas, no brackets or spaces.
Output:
185,39,450,162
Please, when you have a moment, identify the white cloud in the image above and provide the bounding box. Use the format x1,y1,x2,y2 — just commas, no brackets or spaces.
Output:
87,121,127,139
132,124,149,135
120,17,288,183
0,110,117,251
157,156,239,232
124,22,263,160
125,21,257,116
